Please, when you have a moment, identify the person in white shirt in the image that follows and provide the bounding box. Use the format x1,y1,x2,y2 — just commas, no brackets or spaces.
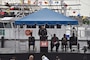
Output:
42,55,49,60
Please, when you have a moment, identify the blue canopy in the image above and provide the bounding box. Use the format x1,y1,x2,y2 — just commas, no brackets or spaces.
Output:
15,8,78,25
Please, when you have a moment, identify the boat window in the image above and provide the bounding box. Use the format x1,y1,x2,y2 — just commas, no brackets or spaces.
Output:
39,24,54,28
46,24,54,28
56,24,61,28
27,25,32,28
0,22,4,28
45,24,49,28
4,23,11,28
49,25,54,28
27,24,36,28
32,24,36,28
38,25,44,28
13,23,17,28
20,25,23,28
0,30,5,35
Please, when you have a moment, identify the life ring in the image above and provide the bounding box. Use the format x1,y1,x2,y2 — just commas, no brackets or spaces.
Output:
25,30,32,36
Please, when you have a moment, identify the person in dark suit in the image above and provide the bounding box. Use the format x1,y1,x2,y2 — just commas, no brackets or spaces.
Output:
69,33,77,51
51,34,60,52
28,33,35,51
71,27,77,37
61,34,67,51
38,25,47,41
87,40,90,49
1,36,5,48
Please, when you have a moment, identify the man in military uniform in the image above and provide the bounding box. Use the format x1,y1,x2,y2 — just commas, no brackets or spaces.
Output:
38,25,47,41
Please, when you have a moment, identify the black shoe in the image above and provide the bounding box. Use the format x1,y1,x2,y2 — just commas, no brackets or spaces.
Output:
65,50,67,52
56,49,58,52
51,50,52,52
